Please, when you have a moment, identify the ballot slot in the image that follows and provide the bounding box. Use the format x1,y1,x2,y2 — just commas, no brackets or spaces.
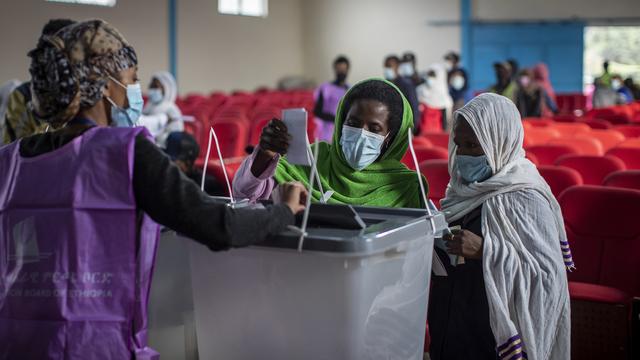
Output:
295,203,366,230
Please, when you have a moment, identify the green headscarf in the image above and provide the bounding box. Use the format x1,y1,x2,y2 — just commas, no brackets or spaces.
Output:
274,78,427,208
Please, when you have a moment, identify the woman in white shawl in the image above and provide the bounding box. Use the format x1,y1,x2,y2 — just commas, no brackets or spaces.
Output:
141,71,183,148
428,93,573,360
417,63,453,131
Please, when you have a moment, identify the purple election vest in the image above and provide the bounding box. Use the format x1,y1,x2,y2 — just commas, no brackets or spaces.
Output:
314,82,348,122
0,126,160,359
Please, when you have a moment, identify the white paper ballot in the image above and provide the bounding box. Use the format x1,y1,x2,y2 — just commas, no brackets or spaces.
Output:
282,108,311,166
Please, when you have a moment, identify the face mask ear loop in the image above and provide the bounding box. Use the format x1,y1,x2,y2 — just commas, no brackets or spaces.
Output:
408,129,436,234
107,74,127,90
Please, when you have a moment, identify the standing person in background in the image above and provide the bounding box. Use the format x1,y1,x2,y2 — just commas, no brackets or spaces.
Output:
489,62,517,102
384,55,421,134
507,58,519,82
514,69,546,118
417,64,454,131
532,63,558,117
595,61,613,88
444,52,469,112
400,52,426,87
0,80,20,146
2,19,76,144
611,74,634,104
313,56,350,142
624,77,640,101
141,71,183,148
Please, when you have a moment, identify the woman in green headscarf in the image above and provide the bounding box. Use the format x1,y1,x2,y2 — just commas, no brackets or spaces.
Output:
232,78,426,208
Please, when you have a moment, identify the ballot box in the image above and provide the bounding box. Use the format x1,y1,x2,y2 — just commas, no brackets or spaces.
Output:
186,201,447,360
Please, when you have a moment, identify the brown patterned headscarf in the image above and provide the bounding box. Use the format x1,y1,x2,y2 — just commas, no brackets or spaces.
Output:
28,19,137,126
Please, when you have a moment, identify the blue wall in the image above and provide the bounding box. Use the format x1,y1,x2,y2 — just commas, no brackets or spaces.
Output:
466,22,585,93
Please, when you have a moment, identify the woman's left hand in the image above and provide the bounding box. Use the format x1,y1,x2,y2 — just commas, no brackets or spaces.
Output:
444,229,484,259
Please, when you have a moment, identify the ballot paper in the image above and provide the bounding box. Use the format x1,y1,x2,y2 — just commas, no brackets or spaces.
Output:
282,108,311,166
434,225,462,266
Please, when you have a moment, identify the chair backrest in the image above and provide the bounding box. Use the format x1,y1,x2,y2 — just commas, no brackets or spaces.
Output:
419,159,450,205
538,165,583,198
603,170,640,191
523,127,561,146
559,186,640,297
522,118,554,128
548,137,604,156
525,151,540,167
555,155,626,185
576,130,625,152
209,118,250,158
526,144,577,166
412,136,434,148
419,106,444,133
401,146,448,170
580,119,613,130
420,132,450,149
549,122,591,137
606,147,640,170
613,125,640,138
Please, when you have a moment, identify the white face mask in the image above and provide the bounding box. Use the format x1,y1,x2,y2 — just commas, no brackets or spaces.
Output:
426,77,436,88
450,75,465,90
383,67,396,80
398,62,415,77
611,79,622,90
340,125,388,171
519,76,531,87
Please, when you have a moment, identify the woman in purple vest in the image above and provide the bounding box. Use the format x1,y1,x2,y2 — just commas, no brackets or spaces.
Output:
0,19,306,359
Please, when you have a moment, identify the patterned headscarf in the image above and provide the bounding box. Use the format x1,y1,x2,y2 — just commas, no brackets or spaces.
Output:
28,19,137,126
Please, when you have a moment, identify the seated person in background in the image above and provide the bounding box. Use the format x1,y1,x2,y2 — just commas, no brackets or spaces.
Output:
429,93,571,360
3,18,76,144
313,55,350,142
514,69,549,118
141,71,184,148
488,62,517,102
384,55,421,133
624,77,640,101
233,78,426,208
164,131,224,196
611,74,634,104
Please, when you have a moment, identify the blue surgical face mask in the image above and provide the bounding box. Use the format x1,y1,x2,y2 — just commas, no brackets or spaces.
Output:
340,125,388,171
106,75,143,127
455,154,492,183
148,88,163,104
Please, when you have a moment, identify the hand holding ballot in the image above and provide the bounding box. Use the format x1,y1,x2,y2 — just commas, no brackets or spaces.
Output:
444,228,484,260
259,119,291,157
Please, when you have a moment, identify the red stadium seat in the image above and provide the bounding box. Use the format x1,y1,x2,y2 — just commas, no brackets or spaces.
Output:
555,155,626,185
548,137,603,156
421,132,450,149
580,119,612,129
525,144,577,166
412,136,433,147
419,159,450,205
549,122,591,137
523,127,561,146
522,118,554,128
559,185,640,296
208,118,250,158
537,165,583,198
603,170,640,191
194,157,245,196
401,146,448,170
613,125,640,138
606,147,640,169
576,129,624,151
183,121,203,148
552,114,577,123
